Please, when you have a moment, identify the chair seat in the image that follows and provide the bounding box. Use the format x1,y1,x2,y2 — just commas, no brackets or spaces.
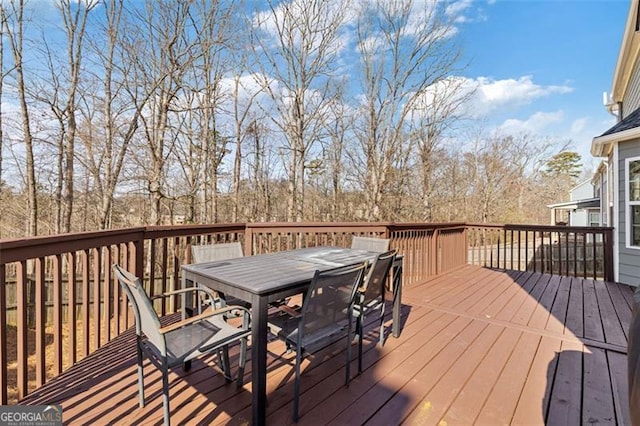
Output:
268,311,350,354
154,316,250,366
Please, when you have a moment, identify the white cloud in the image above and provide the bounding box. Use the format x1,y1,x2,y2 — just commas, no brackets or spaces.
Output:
498,110,565,134
570,117,588,134
458,75,573,118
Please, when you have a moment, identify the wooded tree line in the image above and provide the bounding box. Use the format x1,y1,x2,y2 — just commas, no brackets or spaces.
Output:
0,0,582,239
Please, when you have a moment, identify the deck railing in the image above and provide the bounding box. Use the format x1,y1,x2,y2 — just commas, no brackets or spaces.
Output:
466,224,614,282
0,221,610,404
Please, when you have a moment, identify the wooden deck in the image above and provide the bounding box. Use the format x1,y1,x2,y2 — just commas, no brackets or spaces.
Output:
20,265,634,425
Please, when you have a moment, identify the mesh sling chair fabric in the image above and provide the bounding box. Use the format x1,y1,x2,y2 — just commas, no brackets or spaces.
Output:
113,264,251,426
350,236,391,253
190,242,250,311
267,263,366,422
354,249,396,374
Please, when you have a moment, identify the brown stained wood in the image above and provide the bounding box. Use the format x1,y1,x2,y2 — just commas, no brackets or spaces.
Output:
464,270,525,317
564,276,584,338
528,274,562,331
493,271,544,322
325,315,477,426
546,339,584,425
607,282,633,340
583,279,605,342
0,264,7,404
400,324,504,425
15,267,631,426
295,310,451,425
607,350,631,425
35,257,46,386
512,337,562,424
439,327,521,425
593,279,628,346
480,332,548,425
582,346,615,424
546,275,572,335
436,267,506,310
619,283,636,310
482,270,526,319
364,320,488,425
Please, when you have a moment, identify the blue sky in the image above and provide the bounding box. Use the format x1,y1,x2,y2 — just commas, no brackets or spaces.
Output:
456,0,629,168
1,0,631,181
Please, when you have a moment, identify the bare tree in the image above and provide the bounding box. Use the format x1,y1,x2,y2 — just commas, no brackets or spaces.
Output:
252,0,346,221
408,77,470,221
353,0,462,221
1,0,38,236
124,1,197,225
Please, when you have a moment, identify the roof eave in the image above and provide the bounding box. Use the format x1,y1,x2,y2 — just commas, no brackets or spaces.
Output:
611,0,640,104
590,125,640,157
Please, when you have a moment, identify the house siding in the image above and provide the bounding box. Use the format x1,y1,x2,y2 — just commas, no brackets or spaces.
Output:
623,56,640,117
618,138,640,286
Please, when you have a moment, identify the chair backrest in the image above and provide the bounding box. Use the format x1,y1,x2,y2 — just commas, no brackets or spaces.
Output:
191,242,243,263
112,264,163,348
351,236,390,253
300,263,366,344
362,250,396,304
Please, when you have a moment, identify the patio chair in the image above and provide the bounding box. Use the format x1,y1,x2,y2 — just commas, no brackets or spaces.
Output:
267,263,366,422
354,249,396,374
113,264,250,426
191,242,250,311
351,236,390,253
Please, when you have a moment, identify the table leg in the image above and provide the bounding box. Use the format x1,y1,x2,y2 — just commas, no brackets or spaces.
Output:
392,264,403,338
251,297,268,426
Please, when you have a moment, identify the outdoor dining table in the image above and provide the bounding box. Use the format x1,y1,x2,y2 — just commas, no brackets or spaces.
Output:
181,246,403,426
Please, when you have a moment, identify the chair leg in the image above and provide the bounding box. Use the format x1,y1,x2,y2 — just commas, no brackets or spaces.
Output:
136,338,145,408
345,322,352,385
357,315,363,374
237,337,247,389
162,360,171,426
293,349,301,422
379,300,386,347
221,347,232,383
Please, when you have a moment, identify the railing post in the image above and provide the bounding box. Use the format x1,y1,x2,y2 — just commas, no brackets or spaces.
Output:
244,225,253,256
432,229,440,275
0,263,7,405
131,232,145,283
604,227,614,282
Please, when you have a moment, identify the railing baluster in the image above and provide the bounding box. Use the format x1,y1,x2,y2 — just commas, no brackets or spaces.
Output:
67,252,77,366
103,248,112,344
35,257,45,386
82,249,90,357
92,247,101,350
0,264,7,404
16,260,28,399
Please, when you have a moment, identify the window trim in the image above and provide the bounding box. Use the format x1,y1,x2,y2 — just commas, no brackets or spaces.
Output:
625,155,640,249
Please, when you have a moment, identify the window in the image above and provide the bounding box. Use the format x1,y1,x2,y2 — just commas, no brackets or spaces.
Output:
589,211,600,227
628,157,640,247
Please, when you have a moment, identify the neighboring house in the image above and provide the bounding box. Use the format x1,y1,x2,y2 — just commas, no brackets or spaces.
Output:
547,179,600,227
591,0,640,286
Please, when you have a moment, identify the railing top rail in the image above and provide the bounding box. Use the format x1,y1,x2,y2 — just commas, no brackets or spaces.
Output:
466,223,614,232
0,224,247,265
387,222,467,231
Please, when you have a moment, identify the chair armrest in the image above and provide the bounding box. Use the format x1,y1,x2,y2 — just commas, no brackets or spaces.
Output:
159,305,251,334
151,286,218,301
278,304,302,318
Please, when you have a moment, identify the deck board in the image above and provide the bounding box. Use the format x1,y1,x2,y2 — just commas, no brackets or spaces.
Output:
19,265,633,425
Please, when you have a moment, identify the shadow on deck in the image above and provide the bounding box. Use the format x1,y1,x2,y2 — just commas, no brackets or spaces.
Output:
20,265,633,424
